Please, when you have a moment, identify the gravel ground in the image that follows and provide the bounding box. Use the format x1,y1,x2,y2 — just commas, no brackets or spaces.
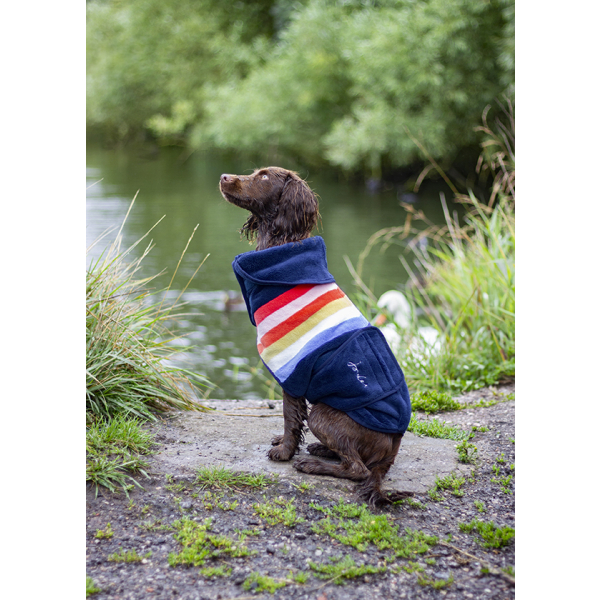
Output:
86,385,515,600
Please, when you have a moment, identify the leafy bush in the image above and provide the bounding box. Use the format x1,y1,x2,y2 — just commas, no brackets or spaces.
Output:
87,0,514,176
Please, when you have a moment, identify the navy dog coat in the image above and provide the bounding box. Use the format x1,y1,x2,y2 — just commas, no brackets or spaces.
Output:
232,237,411,434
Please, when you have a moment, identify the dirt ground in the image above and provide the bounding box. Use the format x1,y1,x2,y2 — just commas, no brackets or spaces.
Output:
86,384,515,600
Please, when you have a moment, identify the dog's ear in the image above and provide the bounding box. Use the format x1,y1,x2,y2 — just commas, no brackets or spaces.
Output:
272,172,320,244
240,213,259,243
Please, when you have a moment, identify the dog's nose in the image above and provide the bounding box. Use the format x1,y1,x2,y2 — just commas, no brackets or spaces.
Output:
220,174,231,182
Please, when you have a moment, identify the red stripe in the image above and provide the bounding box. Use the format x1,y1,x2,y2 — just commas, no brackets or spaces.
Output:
254,284,314,325
258,288,345,349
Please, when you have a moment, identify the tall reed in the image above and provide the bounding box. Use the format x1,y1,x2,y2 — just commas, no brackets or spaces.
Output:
86,196,212,422
353,100,515,393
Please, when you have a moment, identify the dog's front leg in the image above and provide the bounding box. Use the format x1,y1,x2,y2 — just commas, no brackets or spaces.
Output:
268,391,308,461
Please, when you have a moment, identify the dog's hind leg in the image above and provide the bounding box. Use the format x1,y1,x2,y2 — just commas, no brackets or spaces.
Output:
268,391,308,461
293,404,370,481
306,443,340,459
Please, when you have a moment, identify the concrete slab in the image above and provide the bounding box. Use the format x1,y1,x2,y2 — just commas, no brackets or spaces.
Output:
152,399,470,496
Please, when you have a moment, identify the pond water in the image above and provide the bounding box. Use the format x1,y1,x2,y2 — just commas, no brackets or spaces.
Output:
86,144,451,400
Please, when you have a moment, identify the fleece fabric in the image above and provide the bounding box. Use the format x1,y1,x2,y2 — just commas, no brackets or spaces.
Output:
232,236,411,434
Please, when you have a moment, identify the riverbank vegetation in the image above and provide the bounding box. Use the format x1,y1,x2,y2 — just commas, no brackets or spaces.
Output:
86,0,514,180
86,201,212,494
355,102,515,393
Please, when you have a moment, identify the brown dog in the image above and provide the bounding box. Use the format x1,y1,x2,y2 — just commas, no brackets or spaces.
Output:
220,167,411,506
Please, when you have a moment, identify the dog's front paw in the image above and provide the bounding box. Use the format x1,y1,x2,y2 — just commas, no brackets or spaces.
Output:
268,444,294,462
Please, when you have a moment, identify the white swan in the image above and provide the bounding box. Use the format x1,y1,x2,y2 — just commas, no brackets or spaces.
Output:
374,290,441,358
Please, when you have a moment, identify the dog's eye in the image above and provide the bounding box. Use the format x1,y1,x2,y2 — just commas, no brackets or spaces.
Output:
262,174,268,180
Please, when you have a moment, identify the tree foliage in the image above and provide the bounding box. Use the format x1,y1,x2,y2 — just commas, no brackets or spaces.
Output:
87,0,514,175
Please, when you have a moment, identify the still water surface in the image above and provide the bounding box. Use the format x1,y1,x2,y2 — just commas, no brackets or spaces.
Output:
86,144,450,399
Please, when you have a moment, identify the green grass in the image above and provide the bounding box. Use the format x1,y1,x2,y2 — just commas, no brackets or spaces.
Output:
411,390,462,413
456,439,478,464
242,572,287,593
86,576,101,596
459,519,515,548
253,496,305,527
310,500,437,557
86,198,211,422
407,414,469,441
433,473,466,497
308,555,386,585
95,523,114,539
107,548,152,563
86,414,154,496
195,465,276,491
168,517,255,567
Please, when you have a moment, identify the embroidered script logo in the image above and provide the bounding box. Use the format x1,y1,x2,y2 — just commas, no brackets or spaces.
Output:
347,361,368,387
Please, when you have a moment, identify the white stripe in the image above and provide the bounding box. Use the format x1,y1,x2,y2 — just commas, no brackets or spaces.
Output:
264,304,366,373
257,282,338,337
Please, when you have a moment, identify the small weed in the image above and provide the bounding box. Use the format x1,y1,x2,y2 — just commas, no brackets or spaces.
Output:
407,415,468,441
402,561,424,573
242,572,286,593
292,481,314,493
496,453,506,464
108,548,151,563
417,573,454,589
168,517,255,567
424,557,436,565
195,465,276,491
395,497,427,510
427,489,443,502
199,566,232,578
411,390,462,413
471,425,489,433
308,555,386,584
291,570,309,584
202,491,239,511
459,519,515,548
434,473,466,497
253,496,305,527
492,464,501,476
86,576,101,597
491,474,513,494
310,499,437,557
474,500,486,513
502,565,515,577
456,440,478,464
95,523,114,539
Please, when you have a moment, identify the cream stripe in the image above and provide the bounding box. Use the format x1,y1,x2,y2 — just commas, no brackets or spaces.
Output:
257,282,338,337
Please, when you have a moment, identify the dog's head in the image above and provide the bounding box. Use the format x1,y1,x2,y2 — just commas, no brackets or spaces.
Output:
219,167,319,249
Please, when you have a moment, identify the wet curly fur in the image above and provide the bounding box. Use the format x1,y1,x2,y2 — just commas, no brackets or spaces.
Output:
220,167,411,506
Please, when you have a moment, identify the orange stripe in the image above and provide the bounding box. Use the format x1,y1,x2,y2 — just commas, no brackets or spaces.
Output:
254,284,314,325
259,288,346,349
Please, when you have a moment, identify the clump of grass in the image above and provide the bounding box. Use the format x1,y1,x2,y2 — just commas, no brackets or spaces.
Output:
86,414,154,496
195,465,276,491
456,439,478,464
86,576,101,597
308,555,386,585
417,573,454,589
242,572,287,593
411,390,462,413
310,499,437,557
168,517,255,567
433,473,466,497
95,523,114,539
253,496,305,527
86,196,211,422
407,414,468,441
459,519,515,548
199,566,232,578
107,548,152,563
